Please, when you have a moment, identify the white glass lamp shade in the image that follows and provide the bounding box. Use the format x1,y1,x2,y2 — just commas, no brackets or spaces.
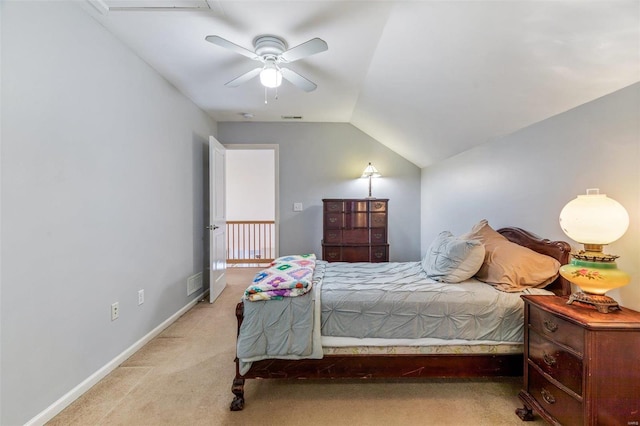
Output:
259,62,282,88
559,189,629,246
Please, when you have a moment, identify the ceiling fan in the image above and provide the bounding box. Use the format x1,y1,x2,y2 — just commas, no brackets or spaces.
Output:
205,35,328,92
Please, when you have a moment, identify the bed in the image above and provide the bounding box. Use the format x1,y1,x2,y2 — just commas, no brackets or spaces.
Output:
230,224,571,411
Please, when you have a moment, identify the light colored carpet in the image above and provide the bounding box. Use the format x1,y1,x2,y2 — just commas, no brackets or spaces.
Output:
47,267,544,426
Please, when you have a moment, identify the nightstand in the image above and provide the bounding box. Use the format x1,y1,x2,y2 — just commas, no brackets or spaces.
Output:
517,295,640,426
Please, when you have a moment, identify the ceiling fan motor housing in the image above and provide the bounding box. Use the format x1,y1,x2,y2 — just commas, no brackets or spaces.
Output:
253,35,287,61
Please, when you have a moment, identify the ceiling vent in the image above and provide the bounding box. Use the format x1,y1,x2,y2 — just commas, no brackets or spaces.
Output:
91,0,223,13
281,115,303,120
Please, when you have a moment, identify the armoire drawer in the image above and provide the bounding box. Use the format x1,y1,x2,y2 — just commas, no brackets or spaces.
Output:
324,230,342,244
324,201,343,212
371,245,388,262
342,246,370,262
323,246,342,262
371,229,387,243
370,200,387,212
325,213,344,229
343,229,369,244
370,212,387,227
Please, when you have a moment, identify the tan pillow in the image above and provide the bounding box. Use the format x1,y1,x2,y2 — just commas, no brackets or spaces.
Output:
463,220,560,292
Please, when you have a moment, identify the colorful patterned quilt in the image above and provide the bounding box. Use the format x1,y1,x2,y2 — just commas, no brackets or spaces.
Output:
243,254,316,301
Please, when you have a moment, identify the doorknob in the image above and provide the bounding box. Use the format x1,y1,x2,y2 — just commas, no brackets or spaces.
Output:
206,225,220,230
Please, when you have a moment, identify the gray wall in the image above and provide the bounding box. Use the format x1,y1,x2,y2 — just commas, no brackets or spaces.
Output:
421,83,640,311
1,2,217,424
218,122,422,262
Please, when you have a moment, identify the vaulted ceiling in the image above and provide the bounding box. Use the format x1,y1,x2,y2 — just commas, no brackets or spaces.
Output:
82,0,640,167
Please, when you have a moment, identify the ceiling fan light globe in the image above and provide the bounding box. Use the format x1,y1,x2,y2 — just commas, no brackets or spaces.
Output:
260,67,282,88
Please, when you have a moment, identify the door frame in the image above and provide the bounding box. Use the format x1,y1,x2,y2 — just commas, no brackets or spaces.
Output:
224,144,280,260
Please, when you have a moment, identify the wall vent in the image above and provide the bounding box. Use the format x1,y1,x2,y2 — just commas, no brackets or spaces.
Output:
281,115,303,120
187,272,203,296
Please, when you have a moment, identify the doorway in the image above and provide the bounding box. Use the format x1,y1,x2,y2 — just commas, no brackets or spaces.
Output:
224,144,279,266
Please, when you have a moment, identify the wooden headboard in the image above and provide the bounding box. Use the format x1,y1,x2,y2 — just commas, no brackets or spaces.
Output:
497,227,572,296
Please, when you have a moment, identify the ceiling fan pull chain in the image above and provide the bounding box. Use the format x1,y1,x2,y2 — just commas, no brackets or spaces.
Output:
264,87,268,104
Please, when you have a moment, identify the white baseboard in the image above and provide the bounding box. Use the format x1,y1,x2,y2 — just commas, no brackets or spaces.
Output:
25,297,201,426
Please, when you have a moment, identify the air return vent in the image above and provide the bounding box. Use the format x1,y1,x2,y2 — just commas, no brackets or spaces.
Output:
187,272,203,296
95,0,223,13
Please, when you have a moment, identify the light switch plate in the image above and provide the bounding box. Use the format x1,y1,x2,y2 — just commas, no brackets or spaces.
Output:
293,202,303,212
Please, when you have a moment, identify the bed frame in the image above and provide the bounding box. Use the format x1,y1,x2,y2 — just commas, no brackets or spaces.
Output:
230,227,571,411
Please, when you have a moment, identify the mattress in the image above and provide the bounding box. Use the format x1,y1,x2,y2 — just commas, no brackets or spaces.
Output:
320,261,553,342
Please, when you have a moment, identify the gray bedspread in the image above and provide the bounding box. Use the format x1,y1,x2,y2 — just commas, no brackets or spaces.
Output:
321,261,549,342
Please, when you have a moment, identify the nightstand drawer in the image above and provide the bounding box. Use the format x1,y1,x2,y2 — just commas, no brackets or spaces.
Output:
529,329,582,396
529,304,584,354
528,366,583,426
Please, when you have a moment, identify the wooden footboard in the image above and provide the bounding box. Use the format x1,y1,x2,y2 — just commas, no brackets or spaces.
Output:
230,227,571,411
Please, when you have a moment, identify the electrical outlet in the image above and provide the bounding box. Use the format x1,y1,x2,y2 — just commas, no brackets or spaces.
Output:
111,302,119,321
138,289,144,305
293,202,303,212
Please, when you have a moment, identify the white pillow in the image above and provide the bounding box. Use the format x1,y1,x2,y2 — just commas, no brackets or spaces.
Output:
422,231,485,283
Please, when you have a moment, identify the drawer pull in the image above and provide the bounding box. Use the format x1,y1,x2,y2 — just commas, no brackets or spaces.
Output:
543,352,557,367
328,252,338,259
541,388,556,405
543,319,558,333
329,217,337,223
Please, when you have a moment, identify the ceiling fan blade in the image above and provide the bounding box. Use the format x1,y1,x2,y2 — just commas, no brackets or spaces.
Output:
280,38,328,63
280,68,317,92
225,68,262,87
205,35,259,60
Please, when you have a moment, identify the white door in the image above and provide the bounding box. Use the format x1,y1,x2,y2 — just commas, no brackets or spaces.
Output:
209,136,227,303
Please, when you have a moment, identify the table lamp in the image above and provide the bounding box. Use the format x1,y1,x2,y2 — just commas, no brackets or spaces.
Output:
361,162,382,198
559,188,630,313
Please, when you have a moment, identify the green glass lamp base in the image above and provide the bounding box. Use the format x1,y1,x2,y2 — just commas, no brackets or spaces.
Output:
567,291,620,314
